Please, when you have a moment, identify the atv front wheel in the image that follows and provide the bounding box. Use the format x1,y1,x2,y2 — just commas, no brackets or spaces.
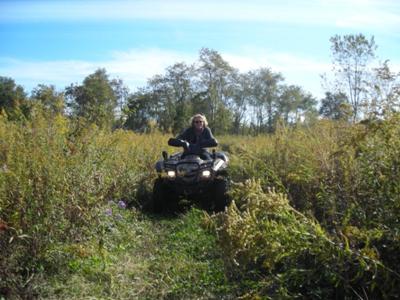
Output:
213,178,230,212
152,178,166,213
152,178,179,213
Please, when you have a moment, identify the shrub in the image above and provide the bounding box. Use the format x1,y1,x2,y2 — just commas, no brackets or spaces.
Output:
0,112,164,297
210,179,399,299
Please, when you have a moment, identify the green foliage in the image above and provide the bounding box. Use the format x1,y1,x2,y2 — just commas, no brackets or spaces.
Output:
33,208,233,299
65,68,118,130
356,116,400,226
319,91,351,120
221,135,286,194
31,84,65,116
146,209,232,299
0,111,161,297
210,179,398,299
221,121,339,212
0,76,29,121
366,60,400,117
278,85,317,126
1,109,400,299
215,117,400,298
329,34,377,121
122,49,318,134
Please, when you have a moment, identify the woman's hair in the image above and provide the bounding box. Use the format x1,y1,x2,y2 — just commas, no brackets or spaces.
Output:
190,114,208,127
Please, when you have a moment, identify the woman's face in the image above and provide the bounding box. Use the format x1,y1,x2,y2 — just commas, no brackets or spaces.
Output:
193,118,205,130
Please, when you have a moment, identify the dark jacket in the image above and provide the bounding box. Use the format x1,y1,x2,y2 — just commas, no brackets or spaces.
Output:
168,127,218,154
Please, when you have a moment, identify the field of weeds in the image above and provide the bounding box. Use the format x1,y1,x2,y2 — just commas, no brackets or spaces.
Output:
1,113,400,299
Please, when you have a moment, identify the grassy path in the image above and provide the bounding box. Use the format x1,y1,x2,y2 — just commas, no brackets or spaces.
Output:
37,208,236,299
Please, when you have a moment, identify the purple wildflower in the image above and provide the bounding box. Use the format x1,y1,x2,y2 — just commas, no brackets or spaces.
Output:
105,208,113,217
118,200,126,209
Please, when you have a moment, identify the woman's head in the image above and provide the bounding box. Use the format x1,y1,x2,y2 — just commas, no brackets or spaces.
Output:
190,114,208,128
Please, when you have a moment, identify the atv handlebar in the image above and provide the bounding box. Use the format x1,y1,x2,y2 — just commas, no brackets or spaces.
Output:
168,138,189,149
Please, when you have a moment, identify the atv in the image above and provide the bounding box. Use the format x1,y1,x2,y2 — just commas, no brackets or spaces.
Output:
152,141,230,213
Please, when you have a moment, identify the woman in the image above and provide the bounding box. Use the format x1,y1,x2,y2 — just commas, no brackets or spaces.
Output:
168,114,217,159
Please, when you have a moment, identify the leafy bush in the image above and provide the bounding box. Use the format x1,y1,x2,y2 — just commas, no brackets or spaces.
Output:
0,112,163,297
1,109,400,298
210,179,399,299
221,121,345,218
215,117,400,298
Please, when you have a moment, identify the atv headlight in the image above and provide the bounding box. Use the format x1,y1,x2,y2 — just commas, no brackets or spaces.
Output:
201,169,211,178
167,170,176,178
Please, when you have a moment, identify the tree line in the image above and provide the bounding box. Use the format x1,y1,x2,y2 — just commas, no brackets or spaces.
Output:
1,34,399,134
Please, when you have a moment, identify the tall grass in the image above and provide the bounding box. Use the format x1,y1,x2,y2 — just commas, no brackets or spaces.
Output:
0,112,164,297
213,116,400,298
210,179,397,298
1,111,400,299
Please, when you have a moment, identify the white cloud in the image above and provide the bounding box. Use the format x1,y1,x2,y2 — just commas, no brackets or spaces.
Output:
222,48,331,97
0,49,198,92
0,47,332,97
0,58,95,88
334,7,400,30
105,48,197,85
1,0,399,31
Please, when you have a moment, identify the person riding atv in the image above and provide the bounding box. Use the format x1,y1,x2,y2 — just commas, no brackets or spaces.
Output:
152,114,230,213
168,114,217,160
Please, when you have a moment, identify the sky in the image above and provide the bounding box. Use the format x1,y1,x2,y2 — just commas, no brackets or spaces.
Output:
0,0,399,99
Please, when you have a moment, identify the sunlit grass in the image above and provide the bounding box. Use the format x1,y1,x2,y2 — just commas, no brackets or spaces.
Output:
1,112,400,299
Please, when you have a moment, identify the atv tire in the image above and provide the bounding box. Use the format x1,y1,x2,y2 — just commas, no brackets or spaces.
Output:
213,178,230,212
152,178,179,213
152,178,166,213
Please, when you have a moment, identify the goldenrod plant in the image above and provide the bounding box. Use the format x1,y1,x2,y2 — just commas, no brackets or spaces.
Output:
1,109,400,299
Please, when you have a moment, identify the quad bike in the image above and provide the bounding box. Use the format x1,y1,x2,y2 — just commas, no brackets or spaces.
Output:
152,140,230,213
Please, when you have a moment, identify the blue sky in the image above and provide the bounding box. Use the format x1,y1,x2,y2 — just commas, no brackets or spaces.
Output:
0,0,399,99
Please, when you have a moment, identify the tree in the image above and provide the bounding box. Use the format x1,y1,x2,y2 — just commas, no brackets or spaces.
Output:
249,68,283,133
124,89,155,132
0,76,28,119
329,34,377,122
230,72,251,134
121,47,320,134
144,74,173,131
319,92,350,120
196,48,234,133
127,62,196,133
278,85,314,124
31,84,65,116
65,68,117,129
163,62,195,133
111,78,130,128
297,91,318,124
366,60,400,117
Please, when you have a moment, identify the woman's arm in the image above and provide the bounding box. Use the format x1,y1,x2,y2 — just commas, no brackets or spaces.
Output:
167,128,191,148
199,128,218,148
